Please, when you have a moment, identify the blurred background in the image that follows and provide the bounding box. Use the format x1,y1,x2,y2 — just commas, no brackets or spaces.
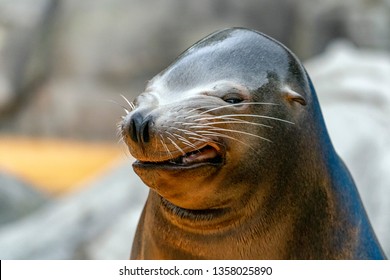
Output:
0,0,389,259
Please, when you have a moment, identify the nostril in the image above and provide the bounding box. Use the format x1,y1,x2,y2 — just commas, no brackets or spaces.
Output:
130,118,138,142
128,111,152,144
141,120,150,143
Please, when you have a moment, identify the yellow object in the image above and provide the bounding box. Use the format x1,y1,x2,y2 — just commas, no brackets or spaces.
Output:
0,136,126,195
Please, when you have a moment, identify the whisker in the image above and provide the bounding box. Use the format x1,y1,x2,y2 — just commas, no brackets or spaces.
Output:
185,102,278,118
116,123,124,137
185,105,218,116
116,127,122,137
195,114,294,124
187,136,207,142
206,120,272,128
116,121,123,128
165,131,198,153
181,118,272,129
174,119,272,130
170,127,220,146
159,136,174,159
117,136,122,144
153,132,160,155
120,94,135,110
166,136,186,156
174,121,209,128
107,99,131,114
199,131,258,153
198,102,278,115
187,136,218,146
170,126,211,140
206,127,272,143
172,133,200,151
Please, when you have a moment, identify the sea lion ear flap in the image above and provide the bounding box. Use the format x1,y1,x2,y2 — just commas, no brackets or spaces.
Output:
283,87,307,106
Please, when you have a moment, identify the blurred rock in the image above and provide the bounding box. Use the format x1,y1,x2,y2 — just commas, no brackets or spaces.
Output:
0,160,148,259
293,0,390,58
0,0,59,119
0,172,48,225
305,41,390,257
83,207,143,259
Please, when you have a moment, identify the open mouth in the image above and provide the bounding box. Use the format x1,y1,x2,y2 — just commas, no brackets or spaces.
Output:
170,145,222,165
136,144,224,168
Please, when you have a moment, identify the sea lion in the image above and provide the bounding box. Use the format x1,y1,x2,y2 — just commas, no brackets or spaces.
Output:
120,28,386,259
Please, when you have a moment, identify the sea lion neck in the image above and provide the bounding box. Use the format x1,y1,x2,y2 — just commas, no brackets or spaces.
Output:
151,182,268,234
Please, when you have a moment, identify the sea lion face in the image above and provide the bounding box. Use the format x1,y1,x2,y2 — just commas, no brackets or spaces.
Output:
121,28,308,211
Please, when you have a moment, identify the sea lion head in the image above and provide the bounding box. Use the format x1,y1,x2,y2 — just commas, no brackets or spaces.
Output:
121,28,325,217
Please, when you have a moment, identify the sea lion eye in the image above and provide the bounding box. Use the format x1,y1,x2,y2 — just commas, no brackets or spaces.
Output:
222,94,243,104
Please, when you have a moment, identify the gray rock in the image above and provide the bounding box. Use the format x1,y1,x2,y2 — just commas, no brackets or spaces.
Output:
0,160,148,259
0,172,48,225
83,207,144,260
0,0,59,119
